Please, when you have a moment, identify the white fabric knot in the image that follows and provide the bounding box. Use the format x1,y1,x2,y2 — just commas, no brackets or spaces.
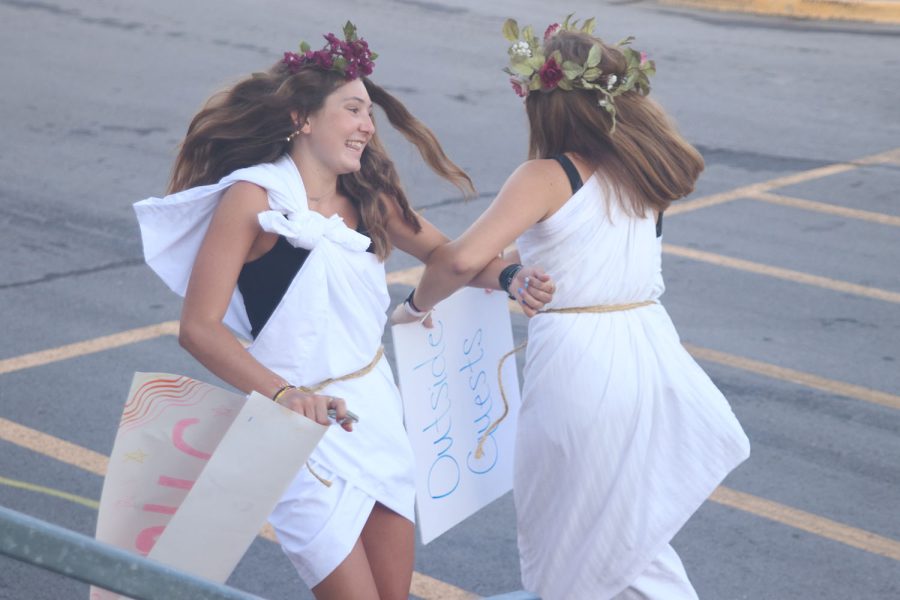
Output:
257,210,371,253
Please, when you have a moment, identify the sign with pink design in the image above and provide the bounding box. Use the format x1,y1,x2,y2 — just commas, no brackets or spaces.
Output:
91,373,327,599
391,289,522,544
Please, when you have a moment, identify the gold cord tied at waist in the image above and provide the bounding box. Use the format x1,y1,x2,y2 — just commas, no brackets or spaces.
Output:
540,299,656,315
300,345,384,486
473,300,656,459
298,345,384,394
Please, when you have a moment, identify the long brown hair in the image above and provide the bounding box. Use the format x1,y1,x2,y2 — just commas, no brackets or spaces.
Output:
526,31,704,215
168,61,474,259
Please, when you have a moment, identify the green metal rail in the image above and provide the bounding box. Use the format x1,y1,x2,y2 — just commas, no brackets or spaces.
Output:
0,505,263,600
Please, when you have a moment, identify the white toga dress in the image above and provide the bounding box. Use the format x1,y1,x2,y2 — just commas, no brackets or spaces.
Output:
514,170,751,599
133,155,415,587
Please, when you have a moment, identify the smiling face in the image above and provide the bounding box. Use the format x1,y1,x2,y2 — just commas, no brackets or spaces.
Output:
298,78,375,176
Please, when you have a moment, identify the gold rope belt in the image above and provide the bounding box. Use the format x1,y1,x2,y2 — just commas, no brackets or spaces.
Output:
298,345,384,394
474,300,656,459
301,345,384,486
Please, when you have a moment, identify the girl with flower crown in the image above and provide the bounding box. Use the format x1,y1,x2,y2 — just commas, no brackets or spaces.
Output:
133,22,553,600
392,17,750,600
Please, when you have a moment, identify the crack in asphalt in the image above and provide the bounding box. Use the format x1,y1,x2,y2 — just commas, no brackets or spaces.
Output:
0,258,145,290
414,191,497,211
1,0,144,31
695,145,834,173
390,0,468,15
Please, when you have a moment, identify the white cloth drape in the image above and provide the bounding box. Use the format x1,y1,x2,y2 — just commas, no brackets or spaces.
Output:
514,174,750,600
134,155,415,533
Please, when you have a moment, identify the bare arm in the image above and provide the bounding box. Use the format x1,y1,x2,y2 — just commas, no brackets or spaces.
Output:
406,160,568,311
384,195,551,314
179,181,351,428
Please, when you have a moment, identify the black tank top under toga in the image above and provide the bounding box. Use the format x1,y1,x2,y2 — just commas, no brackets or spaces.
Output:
551,154,663,237
238,223,374,339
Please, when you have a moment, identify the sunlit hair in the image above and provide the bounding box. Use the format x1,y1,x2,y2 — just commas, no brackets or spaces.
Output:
525,30,704,215
168,61,474,260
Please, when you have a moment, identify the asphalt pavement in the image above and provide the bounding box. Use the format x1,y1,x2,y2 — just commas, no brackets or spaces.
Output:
1,0,899,599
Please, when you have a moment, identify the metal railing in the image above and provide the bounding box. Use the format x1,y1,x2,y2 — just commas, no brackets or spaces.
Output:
0,505,263,600
1,503,544,600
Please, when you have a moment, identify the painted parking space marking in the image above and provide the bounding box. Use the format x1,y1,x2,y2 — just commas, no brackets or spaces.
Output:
0,417,107,476
4,239,898,383
663,243,900,304
710,487,900,562
747,191,900,227
668,185,769,216
5,420,899,578
669,146,900,216
386,266,425,287
0,321,179,375
0,475,99,510
410,573,479,600
683,344,900,411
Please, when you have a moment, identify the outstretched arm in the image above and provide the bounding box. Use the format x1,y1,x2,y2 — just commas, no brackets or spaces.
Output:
384,185,553,317
399,159,567,316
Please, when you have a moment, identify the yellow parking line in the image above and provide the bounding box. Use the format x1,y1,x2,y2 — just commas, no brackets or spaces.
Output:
0,475,99,510
663,243,900,304
669,163,856,216
507,310,900,411
856,147,900,167
710,487,900,562
669,146,900,216
5,416,900,566
668,187,763,216
0,321,179,375
386,265,424,287
661,0,900,25
748,191,900,227
0,417,107,476
410,573,479,600
3,248,895,384
684,344,900,411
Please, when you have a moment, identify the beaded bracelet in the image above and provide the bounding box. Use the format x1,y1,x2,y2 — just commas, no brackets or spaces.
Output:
272,384,296,403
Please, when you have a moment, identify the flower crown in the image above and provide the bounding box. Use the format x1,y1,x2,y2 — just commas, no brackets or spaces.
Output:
502,15,655,130
282,21,377,80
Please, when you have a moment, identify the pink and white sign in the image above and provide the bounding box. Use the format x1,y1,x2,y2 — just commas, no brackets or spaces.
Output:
92,373,326,598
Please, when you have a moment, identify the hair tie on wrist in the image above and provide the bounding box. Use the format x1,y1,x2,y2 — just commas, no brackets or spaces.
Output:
499,263,524,300
404,288,429,318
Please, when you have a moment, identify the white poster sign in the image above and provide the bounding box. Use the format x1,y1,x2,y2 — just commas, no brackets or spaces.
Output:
92,373,327,598
391,288,522,544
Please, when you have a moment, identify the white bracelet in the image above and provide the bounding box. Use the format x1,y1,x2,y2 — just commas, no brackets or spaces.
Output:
403,300,429,318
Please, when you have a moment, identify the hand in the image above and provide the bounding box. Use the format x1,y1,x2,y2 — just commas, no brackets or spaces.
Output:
511,266,554,317
276,389,354,432
390,300,434,328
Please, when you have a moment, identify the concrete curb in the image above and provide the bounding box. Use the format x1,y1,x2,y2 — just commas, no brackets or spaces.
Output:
660,0,900,24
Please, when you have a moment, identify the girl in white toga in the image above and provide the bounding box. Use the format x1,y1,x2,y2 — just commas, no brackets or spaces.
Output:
392,17,750,600
134,22,553,600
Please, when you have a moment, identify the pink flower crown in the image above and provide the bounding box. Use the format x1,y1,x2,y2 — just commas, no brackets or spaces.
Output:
282,21,377,80
503,14,655,130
